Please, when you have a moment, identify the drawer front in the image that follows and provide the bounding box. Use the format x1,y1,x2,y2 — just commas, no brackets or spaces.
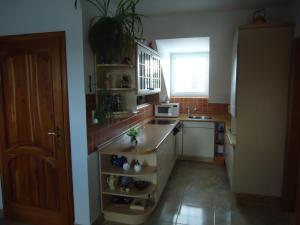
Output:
183,121,215,128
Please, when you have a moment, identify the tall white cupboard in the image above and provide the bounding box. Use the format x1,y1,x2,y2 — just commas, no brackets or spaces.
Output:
228,24,293,197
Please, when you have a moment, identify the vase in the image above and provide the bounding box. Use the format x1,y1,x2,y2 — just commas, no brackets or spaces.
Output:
131,137,138,147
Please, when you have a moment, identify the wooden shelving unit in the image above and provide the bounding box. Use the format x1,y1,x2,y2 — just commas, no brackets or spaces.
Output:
96,63,134,68
103,203,154,215
94,42,162,123
214,122,225,164
102,184,156,199
99,153,158,224
95,59,137,116
102,165,157,177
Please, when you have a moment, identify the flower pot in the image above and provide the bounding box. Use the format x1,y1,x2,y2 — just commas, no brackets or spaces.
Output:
131,137,138,147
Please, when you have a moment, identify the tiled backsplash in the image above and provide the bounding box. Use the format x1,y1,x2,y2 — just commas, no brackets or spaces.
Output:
169,97,229,115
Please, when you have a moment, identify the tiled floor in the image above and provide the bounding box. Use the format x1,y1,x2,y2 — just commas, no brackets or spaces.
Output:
0,161,295,225
103,161,295,225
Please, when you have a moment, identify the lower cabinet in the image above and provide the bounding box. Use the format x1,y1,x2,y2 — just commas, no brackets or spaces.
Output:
157,132,176,199
182,122,215,159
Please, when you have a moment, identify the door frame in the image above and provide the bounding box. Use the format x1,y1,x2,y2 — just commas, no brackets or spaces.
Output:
0,31,74,225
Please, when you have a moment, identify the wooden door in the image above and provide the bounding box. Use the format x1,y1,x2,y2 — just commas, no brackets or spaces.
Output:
0,32,73,225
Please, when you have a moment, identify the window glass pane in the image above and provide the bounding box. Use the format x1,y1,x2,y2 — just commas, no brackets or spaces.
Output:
171,52,209,97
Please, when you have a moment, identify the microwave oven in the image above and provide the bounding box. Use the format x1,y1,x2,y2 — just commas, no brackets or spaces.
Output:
155,103,180,117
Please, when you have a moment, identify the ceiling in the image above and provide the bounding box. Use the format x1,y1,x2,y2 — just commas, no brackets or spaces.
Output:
135,0,292,16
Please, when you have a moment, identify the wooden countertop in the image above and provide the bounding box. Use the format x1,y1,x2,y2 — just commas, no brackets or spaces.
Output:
99,118,180,155
98,114,231,155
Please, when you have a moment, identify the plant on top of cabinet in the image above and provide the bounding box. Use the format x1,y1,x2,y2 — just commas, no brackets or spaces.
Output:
86,0,143,64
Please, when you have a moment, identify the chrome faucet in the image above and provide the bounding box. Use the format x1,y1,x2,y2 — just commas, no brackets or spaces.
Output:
188,106,197,117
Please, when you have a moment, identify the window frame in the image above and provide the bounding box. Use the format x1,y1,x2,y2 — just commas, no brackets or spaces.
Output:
170,52,210,97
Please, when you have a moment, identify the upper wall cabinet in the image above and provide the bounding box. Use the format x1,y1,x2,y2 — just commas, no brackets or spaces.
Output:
137,42,161,95
94,42,161,116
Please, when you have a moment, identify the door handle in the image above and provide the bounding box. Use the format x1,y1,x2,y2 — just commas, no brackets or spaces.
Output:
48,128,62,139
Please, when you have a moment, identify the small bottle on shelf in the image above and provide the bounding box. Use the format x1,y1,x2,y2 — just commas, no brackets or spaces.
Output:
105,72,112,89
120,73,130,88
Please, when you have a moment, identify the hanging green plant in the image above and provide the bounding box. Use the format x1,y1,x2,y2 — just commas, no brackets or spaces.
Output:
86,0,143,63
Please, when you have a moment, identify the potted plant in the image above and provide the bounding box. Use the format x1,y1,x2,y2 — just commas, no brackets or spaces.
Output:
127,128,139,146
94,90,113,124
86,0,143,63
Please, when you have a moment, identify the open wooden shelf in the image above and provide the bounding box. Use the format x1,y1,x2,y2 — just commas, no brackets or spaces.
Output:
101,165,157,177
103,202,154,216
102,184,156,199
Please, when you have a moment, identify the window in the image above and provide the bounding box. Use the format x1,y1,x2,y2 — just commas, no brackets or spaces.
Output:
170,52,209,97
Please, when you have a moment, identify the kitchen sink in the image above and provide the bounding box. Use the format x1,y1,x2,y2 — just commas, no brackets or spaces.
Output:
188,115,212,120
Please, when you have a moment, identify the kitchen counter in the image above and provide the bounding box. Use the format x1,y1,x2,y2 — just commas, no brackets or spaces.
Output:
98,114,230,155
98,114,230,224
99,118,180,155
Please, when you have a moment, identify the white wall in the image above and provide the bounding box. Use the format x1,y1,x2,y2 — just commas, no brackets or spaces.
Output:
0,1,91,225
82,0,98,94
81,1,102,223
142,8,286,103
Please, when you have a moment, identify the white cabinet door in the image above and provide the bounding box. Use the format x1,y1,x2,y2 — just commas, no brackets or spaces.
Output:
157,132,175,199
182,122,215,158
137,43,161,95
